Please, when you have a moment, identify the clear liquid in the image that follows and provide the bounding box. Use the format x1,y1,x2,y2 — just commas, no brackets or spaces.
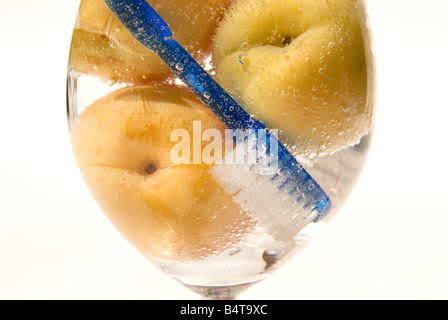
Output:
68,70,371,290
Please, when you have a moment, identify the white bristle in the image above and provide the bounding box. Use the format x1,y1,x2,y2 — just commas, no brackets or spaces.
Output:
211,160,320,242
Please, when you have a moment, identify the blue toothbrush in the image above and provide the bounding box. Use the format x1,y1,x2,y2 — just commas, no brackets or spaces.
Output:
105,0,331,241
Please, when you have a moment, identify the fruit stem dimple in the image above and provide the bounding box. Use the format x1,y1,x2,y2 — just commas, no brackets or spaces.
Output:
282,36,292,46
145,163,157,175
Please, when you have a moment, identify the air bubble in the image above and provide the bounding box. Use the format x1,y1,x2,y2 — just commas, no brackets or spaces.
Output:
175,62,184,71
228,247,241,256
238,53,248,65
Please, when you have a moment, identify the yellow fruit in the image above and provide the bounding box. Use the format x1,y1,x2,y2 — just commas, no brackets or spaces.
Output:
70,0,233,83
70,85,254,261
213,0,374,156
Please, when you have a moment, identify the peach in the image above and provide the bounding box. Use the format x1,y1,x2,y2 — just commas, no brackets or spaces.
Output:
70,0,233,83
70,85,254,261
213,0,374,156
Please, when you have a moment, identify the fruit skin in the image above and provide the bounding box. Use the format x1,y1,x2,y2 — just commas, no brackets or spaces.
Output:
70,85,254,261
70,0,232,83
213,0,374,156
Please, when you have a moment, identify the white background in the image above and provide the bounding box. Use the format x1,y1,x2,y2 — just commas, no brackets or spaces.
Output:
0,0,447,300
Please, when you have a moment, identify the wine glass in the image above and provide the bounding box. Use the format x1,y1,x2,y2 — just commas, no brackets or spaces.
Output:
67,0,375,300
